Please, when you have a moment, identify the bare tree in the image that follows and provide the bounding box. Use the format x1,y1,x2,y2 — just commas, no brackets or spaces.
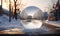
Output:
0,0,2,15
9,0,12,22
1,0,2,7
14,0,17,13
13,0,18,20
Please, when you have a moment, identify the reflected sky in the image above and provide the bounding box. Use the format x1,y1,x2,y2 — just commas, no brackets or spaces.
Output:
22,6,40,16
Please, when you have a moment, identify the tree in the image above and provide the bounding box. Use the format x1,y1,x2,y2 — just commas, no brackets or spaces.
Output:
0,0,2,16
13,0,21,20
9,0,11,22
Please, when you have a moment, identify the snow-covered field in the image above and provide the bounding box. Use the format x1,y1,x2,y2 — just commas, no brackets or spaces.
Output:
0,15,58,34
0,15,43,33
0,15,23,30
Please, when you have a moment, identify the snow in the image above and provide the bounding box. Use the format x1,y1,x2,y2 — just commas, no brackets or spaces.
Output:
46,20,60,25
44,20,60,27
0,15,42,29
0,15,49,33
0,15,23,30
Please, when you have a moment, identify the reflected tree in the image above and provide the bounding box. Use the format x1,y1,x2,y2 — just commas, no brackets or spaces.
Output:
33,10,43,20
20,11,28,19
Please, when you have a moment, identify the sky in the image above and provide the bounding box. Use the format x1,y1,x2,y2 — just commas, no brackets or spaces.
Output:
0,0,58,12
22,6,41,16
21,0,58,12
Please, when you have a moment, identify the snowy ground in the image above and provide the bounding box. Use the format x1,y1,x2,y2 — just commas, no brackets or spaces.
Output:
0,15,58,34
0,15,43,31
0,15,23,30
44,20,60,28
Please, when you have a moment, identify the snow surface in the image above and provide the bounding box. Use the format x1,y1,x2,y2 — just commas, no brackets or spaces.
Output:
0,15,55,33
0,15,43,32
1,15,59,33
0,15,23,30
44,20,60,27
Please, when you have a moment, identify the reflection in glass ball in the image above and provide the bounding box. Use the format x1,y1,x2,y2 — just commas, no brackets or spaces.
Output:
20,6,43,31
